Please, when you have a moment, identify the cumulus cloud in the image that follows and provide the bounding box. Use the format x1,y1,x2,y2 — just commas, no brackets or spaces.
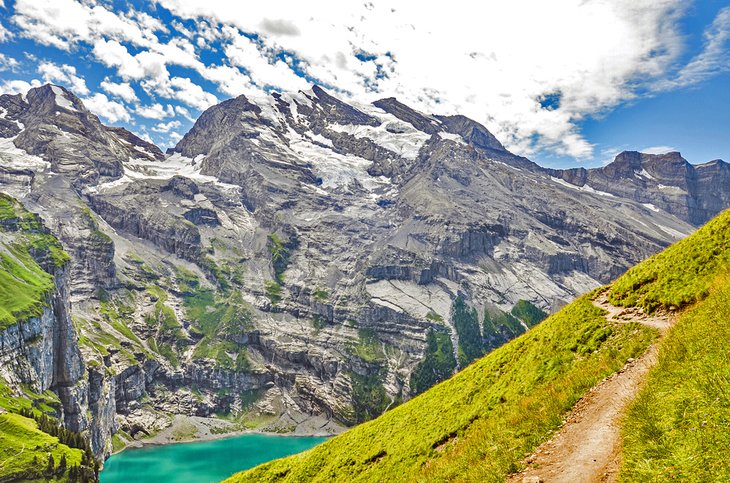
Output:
174,105,195,121
11,0,156,49
100,78,138,103
38,61,89,95
0,53,18,70
139,75,217,111
136,102,175,119
223,31,309,92
81,92,131,123
152,119,181,133
168,130,184,144
0,21,11,42
260,18,300,36
6,0,727,160
1,78,41,94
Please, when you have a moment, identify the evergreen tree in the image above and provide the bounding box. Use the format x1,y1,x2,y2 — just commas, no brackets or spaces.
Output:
45,454,55,476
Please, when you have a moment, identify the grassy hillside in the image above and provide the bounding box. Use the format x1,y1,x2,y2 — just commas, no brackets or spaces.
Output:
609,208,730,312
227,296,654,482
228,209,730,483
616,211,730,480
0,193,69,329
0,411,84,482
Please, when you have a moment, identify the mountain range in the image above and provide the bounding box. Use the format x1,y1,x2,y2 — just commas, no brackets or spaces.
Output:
0,83,728,474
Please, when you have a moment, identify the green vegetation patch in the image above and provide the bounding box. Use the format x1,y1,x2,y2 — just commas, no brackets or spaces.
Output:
349,370,389,424
0,412,84,481
621,275,730,481
511,299,547,327
312,288,329,302
349,329,385,364
451,297,484,367
0,194,70,329
0,383,98,482
409,329,457,395
184,288,253,372
483,309,524,342
0,248,54,329
174,265,200,293
227,295,654,482
268,233,294,284
265,281,283,305
609,209,730,312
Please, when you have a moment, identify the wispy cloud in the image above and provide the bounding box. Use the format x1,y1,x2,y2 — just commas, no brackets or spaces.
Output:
640,145,678,154
653,7,730,91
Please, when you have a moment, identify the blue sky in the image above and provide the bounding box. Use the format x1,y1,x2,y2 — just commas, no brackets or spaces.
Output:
0,0,728,168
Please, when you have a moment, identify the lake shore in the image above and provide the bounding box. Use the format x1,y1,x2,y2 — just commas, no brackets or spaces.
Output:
116,413,343,454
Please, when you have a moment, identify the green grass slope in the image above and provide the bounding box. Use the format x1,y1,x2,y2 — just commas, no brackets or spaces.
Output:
227,296,654,482
616,211,730,481
228,209,730,483
0,412,84,482
0,193,69,329
609,207,730,312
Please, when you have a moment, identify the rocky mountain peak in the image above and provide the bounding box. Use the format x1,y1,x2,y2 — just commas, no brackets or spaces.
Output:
172,94,264,159
26,83,85,115
310,85,380,126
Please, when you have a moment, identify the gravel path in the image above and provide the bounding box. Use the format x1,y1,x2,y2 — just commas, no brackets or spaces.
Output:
507,292,673,483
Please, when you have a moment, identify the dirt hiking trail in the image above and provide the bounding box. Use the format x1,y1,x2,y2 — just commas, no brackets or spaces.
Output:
507,291,674,483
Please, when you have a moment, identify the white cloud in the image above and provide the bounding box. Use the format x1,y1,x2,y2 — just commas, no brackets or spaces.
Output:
37,61,89,95
174,105,195,121
100,78,138,103
12,0,154,50
168,130,184,144
11,0,723,161
0,21,11,42
0,53,18,70
653,7,730,91
154,0,689,159
135,102,175,119
223,31,309,92
82,92,131,123
1,78,41,95
140,75,217,111
641,145,678,155
152,120,182,133
136,126,154,143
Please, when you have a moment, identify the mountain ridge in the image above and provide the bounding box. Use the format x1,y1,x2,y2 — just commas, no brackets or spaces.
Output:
0,82,728,474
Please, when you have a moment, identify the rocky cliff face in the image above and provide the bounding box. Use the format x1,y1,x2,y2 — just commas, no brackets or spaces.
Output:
551,151,730,226
0,197,116,460
0,83,728,458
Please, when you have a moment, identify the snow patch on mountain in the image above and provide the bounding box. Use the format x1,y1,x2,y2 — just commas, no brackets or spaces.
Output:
550,177,615,197
285,127,392,192
0,136,50,171
50,85,77,112
328,120,430,161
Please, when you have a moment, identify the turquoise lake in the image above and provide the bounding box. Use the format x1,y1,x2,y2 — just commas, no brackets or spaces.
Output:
100,433,327,483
